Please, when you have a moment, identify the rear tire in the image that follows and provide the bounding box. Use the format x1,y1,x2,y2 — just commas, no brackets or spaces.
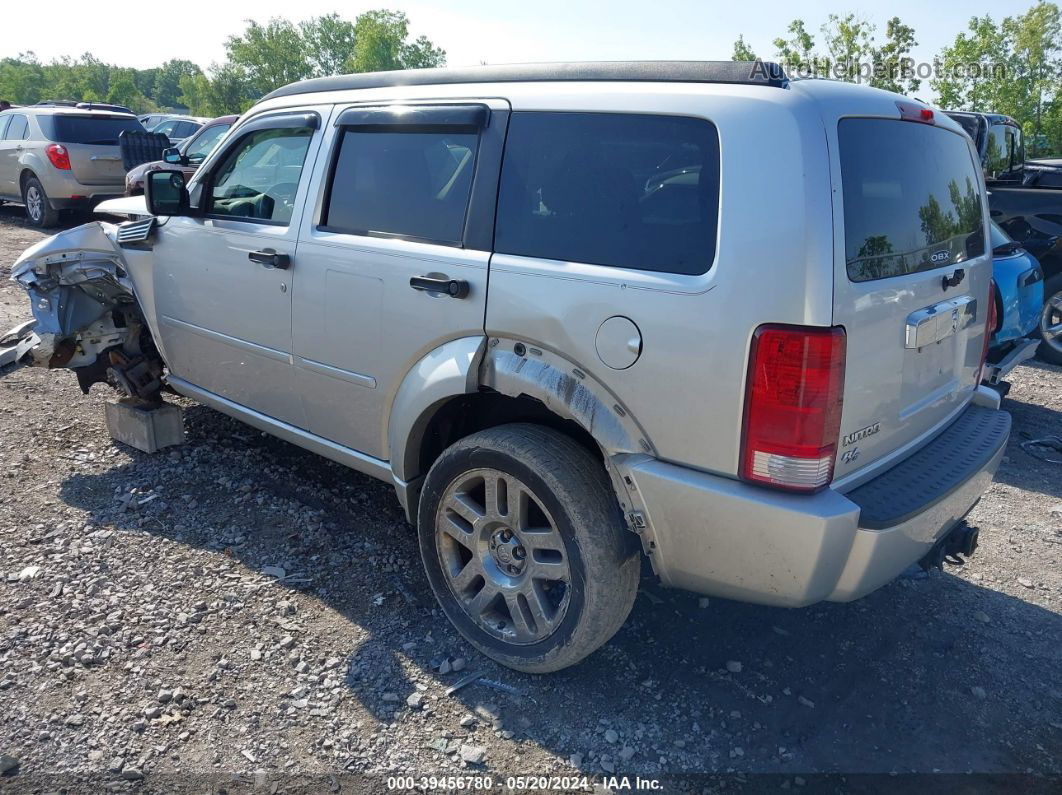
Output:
417,423,640,673
22,176,59,228
1038,274,1062,365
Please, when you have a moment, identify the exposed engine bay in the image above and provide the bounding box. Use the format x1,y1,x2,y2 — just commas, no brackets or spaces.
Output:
8,221,164,401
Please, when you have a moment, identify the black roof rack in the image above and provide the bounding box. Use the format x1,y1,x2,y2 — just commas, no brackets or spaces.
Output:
262,60,788,101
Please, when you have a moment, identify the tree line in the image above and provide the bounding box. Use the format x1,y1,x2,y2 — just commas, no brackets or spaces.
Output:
0,9,444,117
1,3,1060,154
733,1,1062,154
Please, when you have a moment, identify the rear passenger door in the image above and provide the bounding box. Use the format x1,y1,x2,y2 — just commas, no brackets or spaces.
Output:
292,101,508,459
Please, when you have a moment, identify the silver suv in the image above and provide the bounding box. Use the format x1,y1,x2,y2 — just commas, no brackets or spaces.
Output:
11,62,1010,672
0,105,143,226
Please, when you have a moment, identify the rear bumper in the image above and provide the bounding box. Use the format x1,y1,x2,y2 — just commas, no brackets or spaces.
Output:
626,399,1010,607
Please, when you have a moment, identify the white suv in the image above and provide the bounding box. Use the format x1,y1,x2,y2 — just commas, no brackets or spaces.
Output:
11,62,1009,672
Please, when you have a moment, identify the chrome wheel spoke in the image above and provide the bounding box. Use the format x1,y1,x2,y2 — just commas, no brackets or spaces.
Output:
439,514,476,550
504,592,536,641
451,558,484,592
447,492,485,528
466,582,500,618
523,528,565,554
524,582,557,631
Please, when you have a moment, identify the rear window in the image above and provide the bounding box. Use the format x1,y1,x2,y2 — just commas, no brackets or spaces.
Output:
494,112,720,275
40,115,143,145
840,119,986,282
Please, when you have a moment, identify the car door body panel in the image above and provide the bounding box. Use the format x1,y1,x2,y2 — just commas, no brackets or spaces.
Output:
151,106,329,427
292,99,509,459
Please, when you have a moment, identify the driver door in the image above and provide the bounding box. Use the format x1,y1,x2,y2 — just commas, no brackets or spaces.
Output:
151,108,327,426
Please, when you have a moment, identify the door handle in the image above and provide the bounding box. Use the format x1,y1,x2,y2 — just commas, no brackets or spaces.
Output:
248,249,290,270
409,274,470,299
941,268,965,290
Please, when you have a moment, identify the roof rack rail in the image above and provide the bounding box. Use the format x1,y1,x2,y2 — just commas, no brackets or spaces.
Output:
263,60,788,101
34,100,79,107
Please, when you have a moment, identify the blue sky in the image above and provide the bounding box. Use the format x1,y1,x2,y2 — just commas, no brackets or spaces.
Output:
2,0,1044,81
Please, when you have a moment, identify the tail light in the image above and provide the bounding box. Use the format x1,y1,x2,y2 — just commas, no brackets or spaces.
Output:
741,325,847,492
45,144,71,170
978,280,998,382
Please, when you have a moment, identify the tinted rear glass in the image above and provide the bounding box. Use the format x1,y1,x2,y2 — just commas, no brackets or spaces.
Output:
41,115,142,145
495,112,720,275
839,119,986,282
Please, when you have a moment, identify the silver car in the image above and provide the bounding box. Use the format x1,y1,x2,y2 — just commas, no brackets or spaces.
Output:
0,106,143,226
11,62,1010,672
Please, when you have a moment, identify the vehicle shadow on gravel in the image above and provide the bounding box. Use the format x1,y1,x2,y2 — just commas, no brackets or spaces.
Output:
56,402,1062,777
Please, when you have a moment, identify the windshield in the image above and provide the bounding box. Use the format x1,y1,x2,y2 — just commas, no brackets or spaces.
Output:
184,122,232,163
41,115,142,145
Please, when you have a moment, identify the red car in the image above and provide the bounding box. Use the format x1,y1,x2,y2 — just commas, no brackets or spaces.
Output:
124,114,237,195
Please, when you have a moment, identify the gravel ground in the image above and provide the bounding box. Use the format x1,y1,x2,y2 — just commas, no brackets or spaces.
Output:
0,207,1060,793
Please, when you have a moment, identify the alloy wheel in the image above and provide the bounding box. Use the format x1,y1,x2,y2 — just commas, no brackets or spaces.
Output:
435,468,571,645
25,186,42,222
1042,291,1062,355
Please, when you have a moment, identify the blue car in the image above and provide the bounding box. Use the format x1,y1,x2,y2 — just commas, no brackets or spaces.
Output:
984,220,1046,385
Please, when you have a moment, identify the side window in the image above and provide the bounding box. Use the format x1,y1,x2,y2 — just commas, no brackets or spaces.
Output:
208,126,314,224
6,115,29,140
185,123,231,164
322,129,479,244
176,122,199,138
494,112,721,275
0,115,10,140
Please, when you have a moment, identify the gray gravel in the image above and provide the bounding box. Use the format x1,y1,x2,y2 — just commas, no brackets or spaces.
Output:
1,207,1060,791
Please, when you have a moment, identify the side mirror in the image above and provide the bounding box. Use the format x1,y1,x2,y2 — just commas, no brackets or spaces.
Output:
161,147,185,165
145,169,190,217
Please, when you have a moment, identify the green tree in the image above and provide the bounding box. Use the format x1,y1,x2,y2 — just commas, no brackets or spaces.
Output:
731,35,758,61
106,68,155,113
871,17,920,94
821,13,875,82
300,13,358,77
154,59,202,108
349,10,445,72
1009,1,1062,140
773,19,816,74
931,16,1013,112
225,18,312,97
0,53,45,104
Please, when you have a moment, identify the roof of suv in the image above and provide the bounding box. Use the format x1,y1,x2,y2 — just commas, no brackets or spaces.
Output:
14,106,137,119
263,60,788,101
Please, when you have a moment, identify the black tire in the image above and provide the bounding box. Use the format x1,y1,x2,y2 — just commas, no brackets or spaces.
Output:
22,176,59,228
1038,274,1062,366
417,423,640,673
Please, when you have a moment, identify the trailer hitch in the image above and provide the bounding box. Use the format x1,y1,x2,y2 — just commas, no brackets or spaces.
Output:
919,521,980,571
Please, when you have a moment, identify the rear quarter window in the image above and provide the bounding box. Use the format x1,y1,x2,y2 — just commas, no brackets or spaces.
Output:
41,115,143,145
839,119,986,282
494,112,720,275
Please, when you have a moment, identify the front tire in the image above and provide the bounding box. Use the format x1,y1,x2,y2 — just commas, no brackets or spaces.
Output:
1038,274,1062,366
22,176,59,228
417,423,640,673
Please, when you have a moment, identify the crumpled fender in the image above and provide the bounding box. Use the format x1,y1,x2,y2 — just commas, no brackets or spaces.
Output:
11,221,134,367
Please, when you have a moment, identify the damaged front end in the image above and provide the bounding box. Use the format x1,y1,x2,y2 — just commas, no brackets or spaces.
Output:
9,221,164,401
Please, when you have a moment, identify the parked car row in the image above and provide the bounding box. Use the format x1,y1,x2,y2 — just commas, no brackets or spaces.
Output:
8,62,1011,673
0,103,231,227
945,109,1062,368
